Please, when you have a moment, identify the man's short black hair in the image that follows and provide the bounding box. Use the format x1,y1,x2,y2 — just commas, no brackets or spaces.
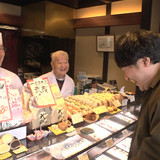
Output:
114,29,160,68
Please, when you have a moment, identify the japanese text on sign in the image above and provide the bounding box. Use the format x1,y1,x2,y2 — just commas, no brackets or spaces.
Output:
27,78,56,108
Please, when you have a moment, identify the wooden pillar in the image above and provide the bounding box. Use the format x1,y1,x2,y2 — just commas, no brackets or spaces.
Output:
102,3,111,82
141,0,152,30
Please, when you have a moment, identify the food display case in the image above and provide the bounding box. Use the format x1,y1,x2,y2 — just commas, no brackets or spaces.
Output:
0,76,141,160
4,104,140,160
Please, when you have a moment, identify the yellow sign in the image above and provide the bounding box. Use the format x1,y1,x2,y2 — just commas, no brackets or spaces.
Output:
78,152,89,160
71,113,83,124
113,100,121,107
0,152,12,159
93,105,108,114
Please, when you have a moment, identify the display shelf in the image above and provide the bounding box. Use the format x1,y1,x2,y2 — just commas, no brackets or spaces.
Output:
86,122,136,160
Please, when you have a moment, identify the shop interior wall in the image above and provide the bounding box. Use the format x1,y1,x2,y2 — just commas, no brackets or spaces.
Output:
75,27,104,82
109,25,140,92
74,0,142,92
74,25,139,92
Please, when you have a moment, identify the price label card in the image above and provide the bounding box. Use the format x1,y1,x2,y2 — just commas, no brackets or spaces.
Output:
122,99,128,106
78,152,89,160
0,79,12,122
105,138,114,148
129,95,135,102
129,105,134,112
122,129,128,137
71,113,83,124
120,86,125,95
27,78,56,108
93,105,108,114
113,100,121,107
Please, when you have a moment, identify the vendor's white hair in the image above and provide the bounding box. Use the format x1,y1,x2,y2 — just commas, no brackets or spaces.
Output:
51,50,69,62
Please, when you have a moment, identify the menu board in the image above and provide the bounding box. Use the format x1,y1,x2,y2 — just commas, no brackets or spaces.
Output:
27,78,56,108
0,79,12,122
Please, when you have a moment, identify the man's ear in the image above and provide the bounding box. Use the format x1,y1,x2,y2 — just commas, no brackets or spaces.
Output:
143,57,151,67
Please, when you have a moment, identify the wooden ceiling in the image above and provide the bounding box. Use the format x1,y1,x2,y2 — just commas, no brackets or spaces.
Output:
0,0,122,8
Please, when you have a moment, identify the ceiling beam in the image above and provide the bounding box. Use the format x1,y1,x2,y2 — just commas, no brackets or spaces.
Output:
0,13,23,27
73,12,141,28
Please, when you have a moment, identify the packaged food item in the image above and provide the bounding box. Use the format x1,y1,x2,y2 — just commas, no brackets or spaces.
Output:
10,138,21,150
1,133,13,144
58,121,68,131
80,127,94,134
85,112,97,121
0,143,10,154
106,146,128,160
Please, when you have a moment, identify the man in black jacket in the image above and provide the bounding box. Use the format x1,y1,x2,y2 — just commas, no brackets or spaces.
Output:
114,29,160,160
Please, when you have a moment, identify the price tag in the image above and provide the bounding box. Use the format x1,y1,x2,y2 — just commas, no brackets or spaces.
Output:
78,152,89,160
113,100,121,107
120,86,125,95
71,113,83,124
122,129,128,137
93,105,108,114
129,105,134,112
129,95,135,102
122,99,128,106
52,138,57,144
105,138,114,148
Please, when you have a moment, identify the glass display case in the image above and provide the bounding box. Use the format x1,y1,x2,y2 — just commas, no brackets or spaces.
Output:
6,104,141,160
